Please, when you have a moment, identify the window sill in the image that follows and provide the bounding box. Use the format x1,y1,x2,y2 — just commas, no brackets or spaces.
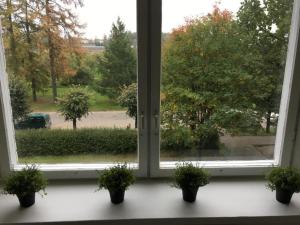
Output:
0,178,300,225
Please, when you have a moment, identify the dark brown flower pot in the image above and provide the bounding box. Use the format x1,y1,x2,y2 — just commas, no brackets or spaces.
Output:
109,189,125,204
17,193,35,207
182,187,199,202
276,188,294,204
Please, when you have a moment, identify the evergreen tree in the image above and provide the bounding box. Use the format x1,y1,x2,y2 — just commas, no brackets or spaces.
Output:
9,76,30,123
99,17,136,99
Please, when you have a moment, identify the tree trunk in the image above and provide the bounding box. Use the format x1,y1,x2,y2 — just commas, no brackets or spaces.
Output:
45,0,58,102
31,78,37,102
6,0,18,74
72,118,77,130
266,110,271,134
135,116,137,129
24,0,37,102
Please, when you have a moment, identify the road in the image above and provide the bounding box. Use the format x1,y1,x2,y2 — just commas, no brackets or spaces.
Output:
47,111,135,129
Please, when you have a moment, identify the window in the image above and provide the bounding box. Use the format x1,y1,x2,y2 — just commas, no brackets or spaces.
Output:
0,0,300,179
159,0,293,163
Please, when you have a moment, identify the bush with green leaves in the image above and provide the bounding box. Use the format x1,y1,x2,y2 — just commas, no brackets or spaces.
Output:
97,164,135,191
210,107,262,135
16,128,137,157
61,69,94,86
173,162,210,189
118,83,137,128
58,86,90,129
161,125,219,152
2,165,47,197
8,76,31,123
266,167,300,192
16,126,220,157
161,127,194,152
194,125,219,150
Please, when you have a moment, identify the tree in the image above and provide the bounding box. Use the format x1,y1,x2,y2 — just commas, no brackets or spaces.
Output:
237,0,293,133
40,0,84,101
66,68,93,86
0,0,19,75
162,6,261,134
8,76,30,123
98,17,136,99
0,0,60,101
19,0,47,102
118,83,137,128
58,86,89,129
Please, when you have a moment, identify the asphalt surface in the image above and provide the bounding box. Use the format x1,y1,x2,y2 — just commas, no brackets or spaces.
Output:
47,111,135,129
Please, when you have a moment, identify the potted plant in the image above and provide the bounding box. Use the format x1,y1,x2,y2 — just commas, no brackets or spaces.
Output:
173,162,210,202
266,167,300,204
2,165,47,207
97,164,135,204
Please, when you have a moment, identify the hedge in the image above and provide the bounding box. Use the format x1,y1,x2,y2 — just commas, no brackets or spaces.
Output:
16,127,220,157
16,129,137,157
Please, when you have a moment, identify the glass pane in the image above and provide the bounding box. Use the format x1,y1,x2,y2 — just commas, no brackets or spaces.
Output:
1,0,138,164
160,0,293,162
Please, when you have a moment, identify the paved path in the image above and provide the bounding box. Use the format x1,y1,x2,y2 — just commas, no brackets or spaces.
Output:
47,111,135,129
220,135,275,159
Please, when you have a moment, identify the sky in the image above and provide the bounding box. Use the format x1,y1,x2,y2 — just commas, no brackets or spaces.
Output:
77,0,243,39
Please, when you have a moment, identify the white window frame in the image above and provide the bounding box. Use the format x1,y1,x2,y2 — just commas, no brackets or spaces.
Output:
148,0,300,177
1,0,300,179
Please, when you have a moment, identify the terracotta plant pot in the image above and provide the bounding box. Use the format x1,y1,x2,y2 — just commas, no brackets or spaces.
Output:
182,187,199,202
109,189,125,204
17,193,35,207
276,188,294,204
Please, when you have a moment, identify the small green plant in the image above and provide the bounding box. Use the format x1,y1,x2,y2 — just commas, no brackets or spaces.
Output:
58,86,90,130
97,164,135,191
173,162,210,189
266,167,300,192
2,165,47,197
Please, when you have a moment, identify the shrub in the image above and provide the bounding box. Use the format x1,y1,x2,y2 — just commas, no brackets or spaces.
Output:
194,125,219,150
173,162,210,189
118,83,137,128
97,164,135,191
161,125,219,152
161,127,194,152
2,165,47,197
16,126,219,157
16,128,137,157
8,76,31,123
60,69,94,86
266,167,300,192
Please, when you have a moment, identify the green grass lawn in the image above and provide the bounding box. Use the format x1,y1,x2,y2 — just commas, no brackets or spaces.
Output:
17,151,225,164
29,87,124,112
18,153,137,164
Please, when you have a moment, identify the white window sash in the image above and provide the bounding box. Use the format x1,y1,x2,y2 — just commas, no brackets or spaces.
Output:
0,0,300,179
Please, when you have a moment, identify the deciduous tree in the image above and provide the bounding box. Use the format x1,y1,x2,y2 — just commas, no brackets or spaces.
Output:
162,6,261,134
58,86,89,129
237,0,293,133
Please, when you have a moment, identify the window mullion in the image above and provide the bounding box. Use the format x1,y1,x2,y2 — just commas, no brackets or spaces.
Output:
149,0,162,177
137,0,151,177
